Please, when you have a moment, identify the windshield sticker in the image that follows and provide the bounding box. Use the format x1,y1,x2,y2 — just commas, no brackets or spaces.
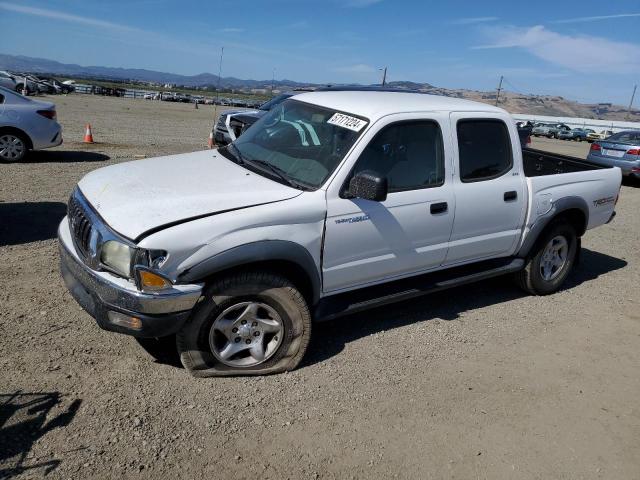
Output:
327,113,367,132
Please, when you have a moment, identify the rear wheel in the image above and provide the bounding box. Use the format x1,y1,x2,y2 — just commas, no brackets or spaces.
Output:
515,223,578,295
177,271,311,377
0,132,28,162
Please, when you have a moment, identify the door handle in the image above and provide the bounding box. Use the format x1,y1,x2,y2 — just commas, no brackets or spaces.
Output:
430,202,448,214
504,191,518,202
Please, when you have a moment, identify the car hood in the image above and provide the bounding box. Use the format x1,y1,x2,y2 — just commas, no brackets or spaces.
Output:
77,149,301,240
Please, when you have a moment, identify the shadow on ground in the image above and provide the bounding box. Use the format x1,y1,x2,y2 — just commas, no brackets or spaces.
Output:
26,150,109,163
0,391,82,479
0,202,67,246
622,176,640,188
302,248,627,367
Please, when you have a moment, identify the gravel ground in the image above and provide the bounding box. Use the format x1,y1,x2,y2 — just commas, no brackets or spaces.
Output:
1,95,639,479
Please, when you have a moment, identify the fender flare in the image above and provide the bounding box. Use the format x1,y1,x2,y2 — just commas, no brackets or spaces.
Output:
178,240,322,304
517,196,589,259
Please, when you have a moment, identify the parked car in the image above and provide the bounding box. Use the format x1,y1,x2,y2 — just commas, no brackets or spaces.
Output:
532,123,571,138
143,93,155,100
557,128,594,141
212,92,296,145
0,71,18,91
587,130,640,178
587,130,614,143
0,86,62,162
10,73,39,94
58,91,621,377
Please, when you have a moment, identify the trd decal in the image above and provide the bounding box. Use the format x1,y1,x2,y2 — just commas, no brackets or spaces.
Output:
593,197,615,207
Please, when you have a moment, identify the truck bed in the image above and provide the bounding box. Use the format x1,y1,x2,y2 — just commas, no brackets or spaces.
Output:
523,147,607,177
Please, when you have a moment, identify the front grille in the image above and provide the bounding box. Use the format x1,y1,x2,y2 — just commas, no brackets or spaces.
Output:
68,193,93,259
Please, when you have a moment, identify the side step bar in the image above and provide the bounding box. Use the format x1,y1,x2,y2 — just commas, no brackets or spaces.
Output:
315,257,525,322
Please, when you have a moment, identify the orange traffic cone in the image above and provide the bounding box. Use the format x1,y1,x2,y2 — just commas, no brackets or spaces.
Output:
83,124,94,144
207,131,215,149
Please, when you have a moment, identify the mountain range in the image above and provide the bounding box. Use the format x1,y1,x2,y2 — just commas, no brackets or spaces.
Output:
1,53,637,121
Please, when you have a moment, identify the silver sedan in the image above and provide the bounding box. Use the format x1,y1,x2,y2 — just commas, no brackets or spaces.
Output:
0,86,63,162
587,130,640,179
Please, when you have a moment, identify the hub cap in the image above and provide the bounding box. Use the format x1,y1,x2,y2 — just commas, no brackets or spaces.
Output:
0,134,26,161
209,302,284,367
540,235,569,281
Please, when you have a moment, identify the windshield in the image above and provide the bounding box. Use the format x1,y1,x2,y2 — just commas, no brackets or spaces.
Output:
226,99,368,189
259,93,293,111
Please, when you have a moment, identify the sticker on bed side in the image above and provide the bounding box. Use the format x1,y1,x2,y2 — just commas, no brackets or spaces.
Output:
327,113,367,132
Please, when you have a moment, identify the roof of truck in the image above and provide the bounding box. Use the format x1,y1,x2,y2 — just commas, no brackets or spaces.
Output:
293,90,505,121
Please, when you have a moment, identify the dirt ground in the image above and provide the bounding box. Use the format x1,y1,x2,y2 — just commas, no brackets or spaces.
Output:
1,95,639,479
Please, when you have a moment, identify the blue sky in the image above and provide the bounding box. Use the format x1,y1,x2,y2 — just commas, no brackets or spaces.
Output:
1,0,639,104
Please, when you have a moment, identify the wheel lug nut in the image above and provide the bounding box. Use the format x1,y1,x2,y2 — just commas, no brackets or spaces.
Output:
252,321,258,327
234,337,241,343
254,331,260,337
245,339,251,344
232,327,238,333
241,320,247,325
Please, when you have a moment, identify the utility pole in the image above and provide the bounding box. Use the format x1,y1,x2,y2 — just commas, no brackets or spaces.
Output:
626,84,637,121
215,46,224,105
270,69,275,98
380,67,387,87
495,75,503,106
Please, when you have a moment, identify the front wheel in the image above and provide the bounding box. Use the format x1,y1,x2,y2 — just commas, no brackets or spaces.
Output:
177,271,311,377
515,223,578,295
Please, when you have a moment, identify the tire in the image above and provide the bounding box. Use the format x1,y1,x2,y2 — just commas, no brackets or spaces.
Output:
515,222,578,295
0,131,29,162
177,271,311,377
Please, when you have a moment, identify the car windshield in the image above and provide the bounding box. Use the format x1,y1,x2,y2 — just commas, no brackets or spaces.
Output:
259,93,293,111
606,131,640,144
223,99,368,189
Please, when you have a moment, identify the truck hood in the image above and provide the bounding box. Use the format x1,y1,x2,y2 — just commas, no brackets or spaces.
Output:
77,149,301,240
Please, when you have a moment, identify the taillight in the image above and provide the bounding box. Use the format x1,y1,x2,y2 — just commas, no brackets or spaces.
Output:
626,148,640,155
590,143,601,152
526,136,531,145
37,109,56,120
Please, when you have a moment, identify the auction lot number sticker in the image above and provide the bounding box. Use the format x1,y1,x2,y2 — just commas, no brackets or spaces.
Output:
327,113,368,132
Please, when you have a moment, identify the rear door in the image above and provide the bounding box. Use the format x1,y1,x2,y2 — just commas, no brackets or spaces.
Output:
322,113,455,292
444,113,527,265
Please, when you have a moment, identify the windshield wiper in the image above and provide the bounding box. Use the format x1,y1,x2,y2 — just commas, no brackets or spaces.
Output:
226,143,307,190
246,158,307,190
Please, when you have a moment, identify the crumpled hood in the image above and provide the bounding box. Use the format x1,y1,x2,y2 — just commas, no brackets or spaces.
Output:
77,149,301,240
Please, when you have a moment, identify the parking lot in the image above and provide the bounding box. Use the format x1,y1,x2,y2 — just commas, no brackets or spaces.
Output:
1,94,639,479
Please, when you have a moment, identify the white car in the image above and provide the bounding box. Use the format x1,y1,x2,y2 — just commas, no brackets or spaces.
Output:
0,71,17,91
0,86,63,162
58,91,621,377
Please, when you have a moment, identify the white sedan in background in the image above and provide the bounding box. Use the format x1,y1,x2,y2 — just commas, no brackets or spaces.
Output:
0,86,63,162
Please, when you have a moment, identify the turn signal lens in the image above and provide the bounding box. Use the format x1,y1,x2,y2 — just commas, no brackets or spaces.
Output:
590,143,601,152
138,270,172,291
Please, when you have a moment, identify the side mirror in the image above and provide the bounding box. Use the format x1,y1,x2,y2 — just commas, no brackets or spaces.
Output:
347,170,387,202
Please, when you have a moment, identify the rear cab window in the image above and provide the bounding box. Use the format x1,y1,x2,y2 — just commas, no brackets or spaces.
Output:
456,119,513,182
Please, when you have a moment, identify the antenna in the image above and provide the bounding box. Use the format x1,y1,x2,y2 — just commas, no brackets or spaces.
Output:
380,67,387,87
495,75,503,106
626,85,637,121
215,46,224,105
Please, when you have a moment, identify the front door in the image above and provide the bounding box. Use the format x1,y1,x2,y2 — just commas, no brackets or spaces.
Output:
322,116,455,293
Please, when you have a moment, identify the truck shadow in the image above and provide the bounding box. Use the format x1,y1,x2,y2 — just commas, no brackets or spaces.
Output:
0,202,67,246
303,248,627,368
0,391,82,479
26,150,109,163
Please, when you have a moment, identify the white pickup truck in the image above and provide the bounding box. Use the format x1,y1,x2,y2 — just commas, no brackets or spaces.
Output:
59,91,621,377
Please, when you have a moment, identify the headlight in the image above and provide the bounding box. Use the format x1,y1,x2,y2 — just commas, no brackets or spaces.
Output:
101,240,134,277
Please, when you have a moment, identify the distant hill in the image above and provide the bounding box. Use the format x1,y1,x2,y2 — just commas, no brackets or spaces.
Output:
1,53,637,121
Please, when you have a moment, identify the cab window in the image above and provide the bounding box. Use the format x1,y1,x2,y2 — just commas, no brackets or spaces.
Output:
457,119,512,182
352,121,445,192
